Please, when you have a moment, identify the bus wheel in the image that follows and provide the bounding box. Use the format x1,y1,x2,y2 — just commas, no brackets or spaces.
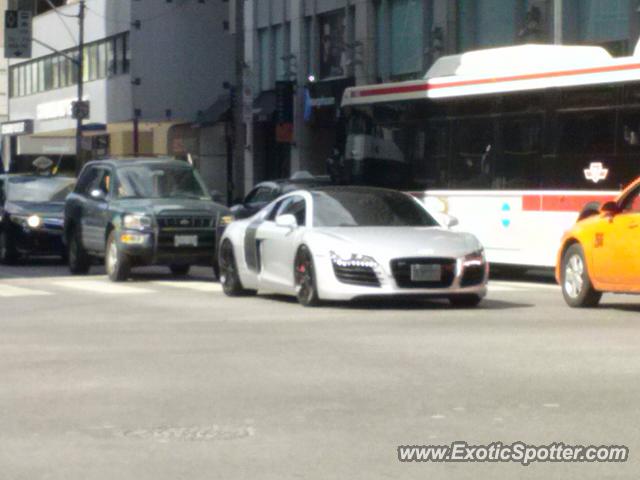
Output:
561,244,601,308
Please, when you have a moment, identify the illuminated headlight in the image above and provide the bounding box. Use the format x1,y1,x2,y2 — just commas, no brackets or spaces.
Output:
330,251,379,269
463,249,485,267
120,233,147,245
27,215,42,229
219,215,235,226
123,214,152,230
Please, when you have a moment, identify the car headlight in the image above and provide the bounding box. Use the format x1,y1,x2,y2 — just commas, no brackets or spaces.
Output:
463,249,485,267
330,250,379,269
27,215,42,229
219,214,235,226
123,214,152,230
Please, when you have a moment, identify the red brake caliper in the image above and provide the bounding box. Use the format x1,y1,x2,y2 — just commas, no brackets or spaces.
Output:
297,263,306,273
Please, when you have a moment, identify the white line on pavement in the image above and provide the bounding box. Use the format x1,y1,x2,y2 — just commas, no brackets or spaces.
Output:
489,281,559,292
54,280,154,295
0,284,52,298
151,281,223,293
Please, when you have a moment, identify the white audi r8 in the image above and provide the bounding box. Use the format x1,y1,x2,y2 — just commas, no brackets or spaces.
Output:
218,187,488,307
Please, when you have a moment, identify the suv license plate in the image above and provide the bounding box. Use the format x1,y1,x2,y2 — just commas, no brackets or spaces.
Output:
174,235,198,247
410,264,441,282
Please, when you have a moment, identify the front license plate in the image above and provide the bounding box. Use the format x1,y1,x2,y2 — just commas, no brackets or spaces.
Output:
410,264,441,282
174,235,198,247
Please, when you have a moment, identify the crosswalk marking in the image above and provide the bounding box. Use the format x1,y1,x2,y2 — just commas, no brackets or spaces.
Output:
151,281,223,293
0,284,52,298
54,280,154,295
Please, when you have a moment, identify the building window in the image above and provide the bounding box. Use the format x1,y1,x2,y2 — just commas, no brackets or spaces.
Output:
319,9,347,79
258,28,271,91
376,0,425,80
9,32,130,98
458,0,525,51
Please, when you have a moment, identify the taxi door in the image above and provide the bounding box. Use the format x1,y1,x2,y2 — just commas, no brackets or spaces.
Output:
610,186,640,286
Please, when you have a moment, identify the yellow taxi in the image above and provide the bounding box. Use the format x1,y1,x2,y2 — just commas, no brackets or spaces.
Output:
556,177,640,307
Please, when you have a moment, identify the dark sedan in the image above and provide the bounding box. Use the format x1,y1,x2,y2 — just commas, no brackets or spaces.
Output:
0,174,76,264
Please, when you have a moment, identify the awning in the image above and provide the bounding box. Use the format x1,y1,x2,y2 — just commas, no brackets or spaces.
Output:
253,91,276,122
196,94,232,126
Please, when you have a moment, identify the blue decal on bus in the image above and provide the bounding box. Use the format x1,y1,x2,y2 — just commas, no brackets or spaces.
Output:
501,202,511,227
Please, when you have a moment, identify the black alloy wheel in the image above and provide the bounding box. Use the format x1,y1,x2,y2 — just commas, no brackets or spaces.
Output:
294,245,320,307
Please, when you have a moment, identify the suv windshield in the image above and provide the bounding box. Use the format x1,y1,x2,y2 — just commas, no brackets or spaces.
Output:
8,176,76,202
116,164,210,199
312,190,439,227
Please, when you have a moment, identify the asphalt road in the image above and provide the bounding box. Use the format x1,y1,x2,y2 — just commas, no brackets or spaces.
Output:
0,261,639,480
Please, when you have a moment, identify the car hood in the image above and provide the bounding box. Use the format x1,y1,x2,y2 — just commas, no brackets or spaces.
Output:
111,198,229,216
312,226,482,260
5,201,65,218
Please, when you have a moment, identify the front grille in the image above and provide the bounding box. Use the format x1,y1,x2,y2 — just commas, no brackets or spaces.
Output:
460,265,485,287
390,257,456,289
157,216,214,230
332,264,381,287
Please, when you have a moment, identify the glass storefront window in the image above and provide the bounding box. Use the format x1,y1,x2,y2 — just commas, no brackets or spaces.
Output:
319,10,347,79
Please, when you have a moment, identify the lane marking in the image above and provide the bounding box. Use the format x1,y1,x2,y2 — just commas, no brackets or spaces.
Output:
0,284,52,297
489,281,559,291
151,281,223,293
54,280,153,295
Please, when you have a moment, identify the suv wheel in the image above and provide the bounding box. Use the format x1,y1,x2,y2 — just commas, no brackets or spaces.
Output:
105,231,131,282
0,229,19,265
68,227,91,275
561,243,602,308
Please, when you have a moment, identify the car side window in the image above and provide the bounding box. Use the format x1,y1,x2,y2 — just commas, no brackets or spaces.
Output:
76,167,112,198
266,197,290,221
75,167,101,196
279,195,307,226
246,186,275,204
621,186,640,213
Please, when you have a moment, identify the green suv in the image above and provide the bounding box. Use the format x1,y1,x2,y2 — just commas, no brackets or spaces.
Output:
64,158,228,282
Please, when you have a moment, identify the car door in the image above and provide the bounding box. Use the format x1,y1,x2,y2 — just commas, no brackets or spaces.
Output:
81,167,113,253
256,194,308,290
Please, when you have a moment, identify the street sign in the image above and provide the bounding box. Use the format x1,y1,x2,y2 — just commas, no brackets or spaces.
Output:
1,119,33,136
4,10,32,59
71,100,90,120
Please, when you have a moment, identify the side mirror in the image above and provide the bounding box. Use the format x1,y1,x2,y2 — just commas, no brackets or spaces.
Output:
210,190,224,203
275,214,297,229
600,201,619,215
441,214,459,228
90,189,106,201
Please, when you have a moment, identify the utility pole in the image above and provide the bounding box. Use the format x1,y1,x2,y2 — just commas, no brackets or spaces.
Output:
553,0,562,45
74,0,86,174
232,0,245,203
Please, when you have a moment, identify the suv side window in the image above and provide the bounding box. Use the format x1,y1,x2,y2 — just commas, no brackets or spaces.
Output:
76,167,113,198
76,167,101,196
0,179,5,204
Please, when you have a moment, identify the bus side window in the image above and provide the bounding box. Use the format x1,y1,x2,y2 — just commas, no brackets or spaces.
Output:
558,111,615,155
498,116,542,189
620,112,640,149
424,121,449,188
450,118,494,188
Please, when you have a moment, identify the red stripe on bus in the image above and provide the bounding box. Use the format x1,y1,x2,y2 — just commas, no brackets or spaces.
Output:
352,62,640,98
522,194,616,212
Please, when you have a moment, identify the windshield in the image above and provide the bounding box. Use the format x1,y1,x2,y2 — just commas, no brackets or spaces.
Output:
312,190,439,227
116,164,210,199
7,177,76,203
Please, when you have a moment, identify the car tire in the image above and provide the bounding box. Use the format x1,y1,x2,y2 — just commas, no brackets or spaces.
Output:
449,294,482,308
68,227,91,275
170,264,191,276
294,245,321,307
105,231,131,282
0,228,19,265
219,240,254,296
561,243,602,308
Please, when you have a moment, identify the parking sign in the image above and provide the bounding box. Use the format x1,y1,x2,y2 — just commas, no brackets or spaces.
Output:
5,10,32,59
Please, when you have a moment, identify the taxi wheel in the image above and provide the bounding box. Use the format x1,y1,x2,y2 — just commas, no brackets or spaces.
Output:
170,265,191,276
219,240,254,296
105,231,131,282
0,229,19,265
68,228,91,275
449,294,482,308
561,244,602,308
294,246,321,307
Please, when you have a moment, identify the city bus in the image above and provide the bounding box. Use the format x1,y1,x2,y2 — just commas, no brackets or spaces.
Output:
340,43,640,268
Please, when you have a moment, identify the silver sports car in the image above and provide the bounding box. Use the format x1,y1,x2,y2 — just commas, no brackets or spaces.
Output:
218,187,488,307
